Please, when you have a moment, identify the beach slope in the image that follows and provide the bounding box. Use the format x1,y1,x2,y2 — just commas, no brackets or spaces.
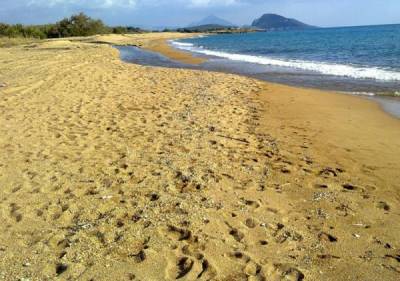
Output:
0,34,399,280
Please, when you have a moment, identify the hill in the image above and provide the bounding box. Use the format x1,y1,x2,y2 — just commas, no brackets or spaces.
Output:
178,24,232,33
252,14,315,30
189,15,235,27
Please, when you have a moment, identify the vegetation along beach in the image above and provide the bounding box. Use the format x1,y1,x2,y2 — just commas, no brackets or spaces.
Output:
1,2,400,281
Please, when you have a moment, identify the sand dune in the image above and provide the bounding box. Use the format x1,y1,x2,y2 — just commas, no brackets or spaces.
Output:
0,34,399,281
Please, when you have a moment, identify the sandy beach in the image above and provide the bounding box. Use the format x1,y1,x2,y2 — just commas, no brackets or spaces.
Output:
0,33,399,281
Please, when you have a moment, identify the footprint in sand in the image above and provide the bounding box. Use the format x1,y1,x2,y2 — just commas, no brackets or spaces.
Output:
240,198,261,210
229,227,245,242
266,263,305,281
129,250,146,263
10,203,22,222
245,218,258,229
167,225,192,241
318,232,338,243
342,183,359,191
176,257,194,279
376,201,390,211
314,183,329,189
166,255,215,280
231,251,251,263
56,263,68,276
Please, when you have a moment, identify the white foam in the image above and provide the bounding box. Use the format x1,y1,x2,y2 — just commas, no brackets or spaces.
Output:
171,41,194,47
171,41,400,82
344,92,376,97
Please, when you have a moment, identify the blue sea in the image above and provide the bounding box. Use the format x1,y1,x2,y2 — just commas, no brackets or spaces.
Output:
172,25,400,96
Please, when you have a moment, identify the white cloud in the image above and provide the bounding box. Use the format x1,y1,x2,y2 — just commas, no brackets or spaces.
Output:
188,0,238,7
28,0,137,8
26,0,248,10
136,0,240,8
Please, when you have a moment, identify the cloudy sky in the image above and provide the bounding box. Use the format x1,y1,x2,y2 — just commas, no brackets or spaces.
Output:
1,0,399,28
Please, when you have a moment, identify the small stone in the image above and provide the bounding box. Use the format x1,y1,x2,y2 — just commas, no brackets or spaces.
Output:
352,223,370,228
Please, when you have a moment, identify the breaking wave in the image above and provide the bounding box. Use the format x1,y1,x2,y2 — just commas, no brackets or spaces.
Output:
171,41,400,82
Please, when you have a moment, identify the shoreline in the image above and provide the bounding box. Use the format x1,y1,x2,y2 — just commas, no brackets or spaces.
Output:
83,33,208,65
143,38,207,65
130,37,400,119
1,34,400,280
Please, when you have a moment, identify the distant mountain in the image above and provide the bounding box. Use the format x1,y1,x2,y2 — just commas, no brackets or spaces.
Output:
189,15,235,27
251,14,315,30
178,24,231,32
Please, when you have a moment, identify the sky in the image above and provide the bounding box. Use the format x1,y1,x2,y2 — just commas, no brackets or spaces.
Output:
0,0,399,28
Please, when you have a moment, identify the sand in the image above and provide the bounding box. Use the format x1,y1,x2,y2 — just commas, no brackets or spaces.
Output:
0,34,399,281
85,33,206,65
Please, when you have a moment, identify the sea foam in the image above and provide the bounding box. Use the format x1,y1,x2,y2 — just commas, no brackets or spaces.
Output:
171,41,400,82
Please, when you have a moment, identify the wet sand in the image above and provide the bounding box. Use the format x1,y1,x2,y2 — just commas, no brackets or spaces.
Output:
144,38,206,65
90,33,206,65
0,34,399,281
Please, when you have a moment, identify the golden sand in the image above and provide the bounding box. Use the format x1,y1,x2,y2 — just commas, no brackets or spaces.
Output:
0,34,399,281
86,33,206,64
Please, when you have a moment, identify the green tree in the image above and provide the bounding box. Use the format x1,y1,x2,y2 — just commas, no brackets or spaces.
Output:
47,13,108,38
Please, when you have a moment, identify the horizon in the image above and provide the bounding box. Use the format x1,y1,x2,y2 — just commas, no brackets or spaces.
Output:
0,0,399,29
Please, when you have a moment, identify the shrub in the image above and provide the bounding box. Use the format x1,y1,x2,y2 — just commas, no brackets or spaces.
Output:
112,26,128,34
0,13,143,39
48,13,109,38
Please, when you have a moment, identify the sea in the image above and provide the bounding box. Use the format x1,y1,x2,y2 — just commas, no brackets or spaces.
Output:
117,24,400,118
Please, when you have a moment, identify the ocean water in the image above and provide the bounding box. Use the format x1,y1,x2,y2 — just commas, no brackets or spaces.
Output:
172,25,400,95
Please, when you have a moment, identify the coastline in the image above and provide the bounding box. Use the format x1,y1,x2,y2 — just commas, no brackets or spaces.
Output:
1,34,399,280
135,36,400,119
85,33,207,65
143,38,207,65
140,34,207,65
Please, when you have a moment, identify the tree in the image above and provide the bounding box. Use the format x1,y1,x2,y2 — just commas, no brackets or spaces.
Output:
47,13,108,38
